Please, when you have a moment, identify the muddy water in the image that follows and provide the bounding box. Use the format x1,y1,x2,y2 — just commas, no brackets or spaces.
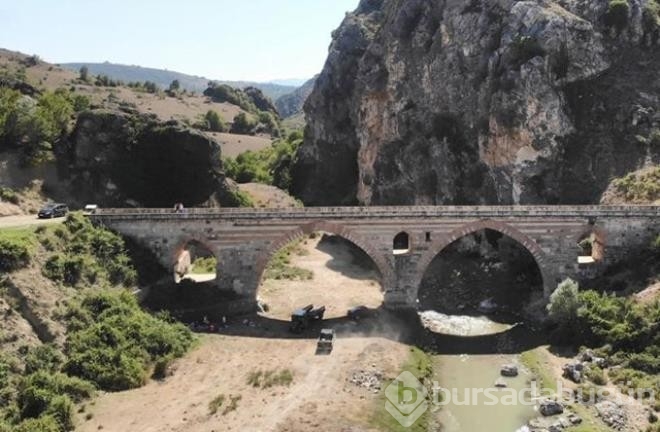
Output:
420,312,539,432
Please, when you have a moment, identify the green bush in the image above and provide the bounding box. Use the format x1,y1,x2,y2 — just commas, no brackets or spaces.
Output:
202,110,227,132
0,187,19,204
191,256,217,274
62,290,194,391
547,278,580,324
24,345,63,375
613,166,660,203
13,416,60,432
223,130,303,189
0,238,31,272
231,112,257,135
40,213,138,287
606,0,631,32
265,239,313,281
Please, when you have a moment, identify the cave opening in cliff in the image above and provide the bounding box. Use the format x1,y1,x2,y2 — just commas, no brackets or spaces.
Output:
256,232,383,321
417,229,543,324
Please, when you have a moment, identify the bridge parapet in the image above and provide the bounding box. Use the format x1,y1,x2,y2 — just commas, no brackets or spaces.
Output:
92,205,660,221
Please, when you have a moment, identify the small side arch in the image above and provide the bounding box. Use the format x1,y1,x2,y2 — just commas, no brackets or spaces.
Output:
171,236,218,283
413,219,552,297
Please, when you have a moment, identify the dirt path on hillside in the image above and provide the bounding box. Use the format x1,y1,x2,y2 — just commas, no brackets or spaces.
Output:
0,214,64,229
77,235,407,432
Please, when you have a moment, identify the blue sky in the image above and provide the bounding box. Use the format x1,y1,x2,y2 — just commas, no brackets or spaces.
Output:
0,0,358,82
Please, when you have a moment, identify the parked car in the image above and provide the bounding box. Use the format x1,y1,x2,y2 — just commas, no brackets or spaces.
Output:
38,203,68,219
347,305,376,321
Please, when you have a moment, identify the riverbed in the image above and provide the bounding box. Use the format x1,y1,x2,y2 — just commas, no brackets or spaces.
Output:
421,311,542,431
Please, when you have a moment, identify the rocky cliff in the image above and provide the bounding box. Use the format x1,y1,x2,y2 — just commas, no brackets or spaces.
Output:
292,0,660,205
60,109,240,207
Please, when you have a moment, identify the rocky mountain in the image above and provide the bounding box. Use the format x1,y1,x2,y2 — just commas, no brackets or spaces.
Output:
292,0,660,206
61,62,296,100
275,76,318,118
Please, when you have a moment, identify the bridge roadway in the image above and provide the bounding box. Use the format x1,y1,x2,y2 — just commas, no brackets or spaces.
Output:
91,205,660,312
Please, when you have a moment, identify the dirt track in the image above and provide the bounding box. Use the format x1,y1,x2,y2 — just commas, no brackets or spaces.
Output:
77,235,410,432
0,214,64,229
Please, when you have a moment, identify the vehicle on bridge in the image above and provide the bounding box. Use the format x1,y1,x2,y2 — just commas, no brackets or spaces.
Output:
290,304,326,333
316,329,335,354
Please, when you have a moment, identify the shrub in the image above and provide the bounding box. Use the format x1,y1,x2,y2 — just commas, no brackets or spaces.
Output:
208,394,225,415
13,416,60,432
0,234,32,272
606,0,631,32
191,256,217,274
0,187,19,204
62,291,194,391
613,166,660,203
231,112,256,135
24,345,63,374
584,365,607,385
203,110,227,132
547,278,580,324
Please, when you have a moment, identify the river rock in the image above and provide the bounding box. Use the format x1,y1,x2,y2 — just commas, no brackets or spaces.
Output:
500,364,519,377
596,400,626,430
562,362,584,383
539,399,564,417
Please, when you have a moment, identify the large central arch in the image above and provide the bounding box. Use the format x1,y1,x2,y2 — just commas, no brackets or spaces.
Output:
255,221,394,293
413,219,552,300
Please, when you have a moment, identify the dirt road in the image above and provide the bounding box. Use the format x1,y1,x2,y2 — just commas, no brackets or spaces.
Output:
0,214,64,229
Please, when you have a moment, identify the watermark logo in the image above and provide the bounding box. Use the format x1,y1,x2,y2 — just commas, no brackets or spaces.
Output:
384,371,428,428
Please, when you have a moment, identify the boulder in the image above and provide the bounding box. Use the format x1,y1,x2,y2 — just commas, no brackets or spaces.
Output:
500,364,519,377
63,110,240,208
539,399,564,417
562,362,584,383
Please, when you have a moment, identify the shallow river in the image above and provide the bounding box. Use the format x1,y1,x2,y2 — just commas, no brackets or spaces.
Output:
420,311,540,432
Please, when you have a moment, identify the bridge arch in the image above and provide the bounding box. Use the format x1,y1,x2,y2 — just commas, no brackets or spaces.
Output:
413,219,552,299
254,221,394,292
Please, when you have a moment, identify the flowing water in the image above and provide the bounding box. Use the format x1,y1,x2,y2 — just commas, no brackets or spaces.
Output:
420,311,540,432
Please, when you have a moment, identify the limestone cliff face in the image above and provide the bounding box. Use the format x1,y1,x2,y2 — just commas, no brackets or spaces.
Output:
61,110,239,207
292,0,660,205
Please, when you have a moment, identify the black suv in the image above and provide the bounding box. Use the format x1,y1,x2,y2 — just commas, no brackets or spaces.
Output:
38,203,68,219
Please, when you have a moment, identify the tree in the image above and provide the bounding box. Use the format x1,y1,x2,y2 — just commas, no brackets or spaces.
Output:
547,278,581,324
169,80,180,92
204,110,226,132
79,66,89,82
231,112,255,135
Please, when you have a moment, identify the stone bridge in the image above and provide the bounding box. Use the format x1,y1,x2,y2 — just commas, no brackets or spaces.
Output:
91,206,659,312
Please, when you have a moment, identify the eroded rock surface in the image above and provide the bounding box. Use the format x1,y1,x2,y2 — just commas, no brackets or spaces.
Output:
293,0,660,206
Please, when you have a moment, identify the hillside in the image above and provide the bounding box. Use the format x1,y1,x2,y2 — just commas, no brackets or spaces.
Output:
61,62,297,101
275,75,318,118
0,48,283,212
